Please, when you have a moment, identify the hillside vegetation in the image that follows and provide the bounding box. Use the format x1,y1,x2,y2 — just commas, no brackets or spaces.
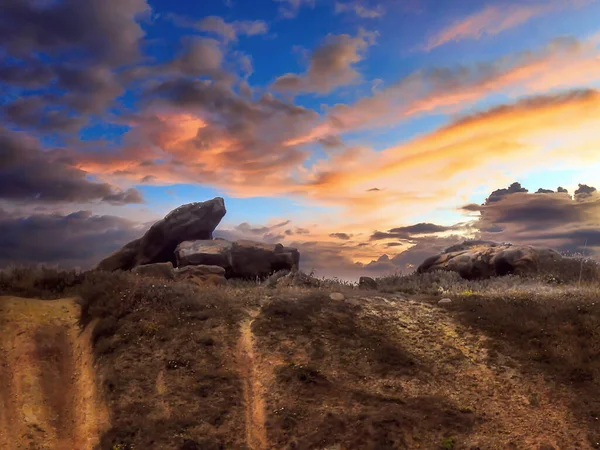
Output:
1,258,600,449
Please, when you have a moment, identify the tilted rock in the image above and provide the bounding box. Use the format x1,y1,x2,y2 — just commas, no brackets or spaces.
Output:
417,240,563,279
96,238,142,272
132,262,175,280
97,197,226,271
175,239,233,269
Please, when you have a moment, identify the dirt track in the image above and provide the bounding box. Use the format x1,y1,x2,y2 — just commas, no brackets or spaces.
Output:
0,296,108,450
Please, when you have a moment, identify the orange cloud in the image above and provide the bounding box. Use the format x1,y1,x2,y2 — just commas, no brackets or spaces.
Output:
288,35,600,146
423,0,592,51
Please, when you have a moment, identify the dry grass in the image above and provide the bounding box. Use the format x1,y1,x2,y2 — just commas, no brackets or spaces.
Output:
443,290,600,446
2,261,600,447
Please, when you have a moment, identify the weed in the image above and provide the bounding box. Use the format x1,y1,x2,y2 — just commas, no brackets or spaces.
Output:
440,436,456,449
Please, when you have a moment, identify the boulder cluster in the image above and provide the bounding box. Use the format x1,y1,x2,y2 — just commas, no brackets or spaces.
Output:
96,197,300,285
417,240,563,279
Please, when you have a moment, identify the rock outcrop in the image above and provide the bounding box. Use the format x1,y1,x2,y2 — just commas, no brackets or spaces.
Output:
417,240,562,279
175,265,227,286
132,262,175,280
175,239,233,269
96,198,300,280
176,239,301,279
97,198,226,271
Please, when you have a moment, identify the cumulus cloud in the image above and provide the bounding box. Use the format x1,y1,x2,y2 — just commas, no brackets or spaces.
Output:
166,37,224,77
272,29,377,94
0,210,143,269
459,181,600,255
0,0,150,134
0,127,143,205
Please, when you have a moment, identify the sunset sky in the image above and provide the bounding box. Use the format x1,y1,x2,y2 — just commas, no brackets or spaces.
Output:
1,0,600,279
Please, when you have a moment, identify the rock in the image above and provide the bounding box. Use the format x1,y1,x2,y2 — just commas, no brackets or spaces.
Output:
330,293,345,301
230,240,299,279
417,240,563,279
175,264,227,286
276,270,321,288
175,239,233,269
97,197,226,271
132,262,175,280
96,238,142,272
438,298,452,305
359,276,378,290
175,265,226,277
266,269,291,288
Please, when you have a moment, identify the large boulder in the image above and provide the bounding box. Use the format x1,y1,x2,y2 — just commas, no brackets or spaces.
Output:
175,265,227,286
417,241,562,279
132,262,175,280
230,240,300,279
97,198,226,271
174,239,299,279
175,239,233,269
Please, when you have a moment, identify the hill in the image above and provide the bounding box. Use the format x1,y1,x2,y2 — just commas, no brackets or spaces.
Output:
1,262,600,449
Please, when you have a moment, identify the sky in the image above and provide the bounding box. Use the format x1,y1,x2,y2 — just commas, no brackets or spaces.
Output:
1,0,600,279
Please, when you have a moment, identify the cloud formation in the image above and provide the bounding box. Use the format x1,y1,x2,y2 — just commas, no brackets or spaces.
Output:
423,1,589,51
335,2,385,18
170,14,268,42
274,0,316,18
272,29,377,94
0,210,143,269
0,128,143,205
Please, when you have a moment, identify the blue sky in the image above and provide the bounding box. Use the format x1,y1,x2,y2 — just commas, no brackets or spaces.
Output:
1,0,600,277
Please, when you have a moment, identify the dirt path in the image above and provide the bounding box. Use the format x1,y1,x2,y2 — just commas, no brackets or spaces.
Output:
237,310,268,450
0,296,109,450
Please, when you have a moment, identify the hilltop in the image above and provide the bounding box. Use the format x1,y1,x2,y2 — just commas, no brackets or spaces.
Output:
1,257,600,449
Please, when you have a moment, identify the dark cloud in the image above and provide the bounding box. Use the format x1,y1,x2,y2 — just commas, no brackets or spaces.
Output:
166,37,225,78
272,30,377,94
0,127,143,204
0,0,149,134
0,210,143,268
370,222,454,240
329,232,352,240
575,184,597,200
486,181,528,204
468,182,600,255
0,0,149,64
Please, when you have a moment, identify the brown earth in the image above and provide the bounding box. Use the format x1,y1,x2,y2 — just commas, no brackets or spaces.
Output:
0,296,108,450
1,268,598,449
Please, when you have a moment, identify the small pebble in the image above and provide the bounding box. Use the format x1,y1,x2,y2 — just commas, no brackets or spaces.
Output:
438,298,452,305
330,293,345,301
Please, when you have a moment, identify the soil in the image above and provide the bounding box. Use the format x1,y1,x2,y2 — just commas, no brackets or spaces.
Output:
0,296,108,450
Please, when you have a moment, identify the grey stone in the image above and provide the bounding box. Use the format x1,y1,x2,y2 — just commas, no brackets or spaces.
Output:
330,293,345,301
132,262,175,280
175,239,233,269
